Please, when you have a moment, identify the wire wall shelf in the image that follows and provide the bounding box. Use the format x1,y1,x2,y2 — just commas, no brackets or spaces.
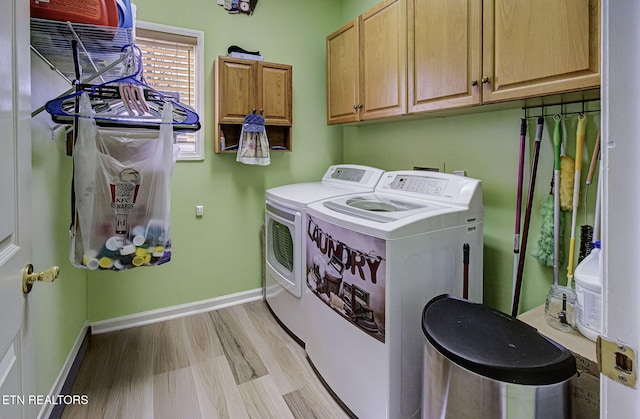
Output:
30,18,134,85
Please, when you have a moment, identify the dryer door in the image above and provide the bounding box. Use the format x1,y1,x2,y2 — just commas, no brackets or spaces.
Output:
265,201,303,297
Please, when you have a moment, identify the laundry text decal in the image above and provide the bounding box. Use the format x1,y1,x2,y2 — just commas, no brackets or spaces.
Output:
307,217,384,284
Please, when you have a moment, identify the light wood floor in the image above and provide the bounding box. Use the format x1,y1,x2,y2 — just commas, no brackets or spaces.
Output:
62,301,350,419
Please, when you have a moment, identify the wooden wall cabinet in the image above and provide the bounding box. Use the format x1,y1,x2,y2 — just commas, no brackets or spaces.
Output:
327,19,360,124
481,0,600,103
408,0,482,113
408,0,600,113
214,56,292,153
326,0,406,125
332,0,600,124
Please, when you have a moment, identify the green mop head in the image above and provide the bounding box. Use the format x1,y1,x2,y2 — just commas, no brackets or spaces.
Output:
534,194,565,266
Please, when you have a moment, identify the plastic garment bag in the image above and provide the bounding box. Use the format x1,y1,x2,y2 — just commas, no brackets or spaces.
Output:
70,93,179,270
236,112,270,165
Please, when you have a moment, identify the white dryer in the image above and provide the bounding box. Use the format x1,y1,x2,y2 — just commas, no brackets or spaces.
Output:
304,170,483,419
264,165,384,345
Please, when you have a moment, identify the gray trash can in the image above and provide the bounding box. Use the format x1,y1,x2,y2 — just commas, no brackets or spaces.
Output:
422,295,576,419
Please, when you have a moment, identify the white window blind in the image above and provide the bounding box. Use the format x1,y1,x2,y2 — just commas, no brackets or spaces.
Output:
135,23,204,160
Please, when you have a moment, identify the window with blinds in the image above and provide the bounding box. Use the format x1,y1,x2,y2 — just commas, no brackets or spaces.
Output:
135,23,204,160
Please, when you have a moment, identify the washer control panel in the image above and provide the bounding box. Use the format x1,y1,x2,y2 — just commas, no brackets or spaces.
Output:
376,171,482,209
330,167,366,182
322,165,384,190
389,175,448,196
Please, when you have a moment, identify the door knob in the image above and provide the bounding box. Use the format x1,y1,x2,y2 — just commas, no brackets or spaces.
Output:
23,264,60,294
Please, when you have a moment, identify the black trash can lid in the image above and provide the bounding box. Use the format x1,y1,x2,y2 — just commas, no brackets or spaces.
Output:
422,295,576,385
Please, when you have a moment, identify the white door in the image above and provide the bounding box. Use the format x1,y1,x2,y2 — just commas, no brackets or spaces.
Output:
601,1,640,417
0,0,34,418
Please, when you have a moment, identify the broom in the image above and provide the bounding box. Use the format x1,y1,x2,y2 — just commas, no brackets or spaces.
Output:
553,115,563,286
511,117,544,317
511,118,527,304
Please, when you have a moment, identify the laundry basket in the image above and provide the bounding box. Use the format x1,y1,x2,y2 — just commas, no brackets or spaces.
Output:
421,295,576,419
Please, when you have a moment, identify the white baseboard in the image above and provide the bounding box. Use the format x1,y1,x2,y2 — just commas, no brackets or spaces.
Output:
90,287,264,335
38,321,90,419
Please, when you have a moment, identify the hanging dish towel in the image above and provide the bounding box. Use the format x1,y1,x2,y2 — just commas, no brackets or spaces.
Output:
236,113,270,165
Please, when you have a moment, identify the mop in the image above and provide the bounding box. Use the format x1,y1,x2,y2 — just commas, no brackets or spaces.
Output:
534,116,566,270
533,176,564,267
567,115,586,288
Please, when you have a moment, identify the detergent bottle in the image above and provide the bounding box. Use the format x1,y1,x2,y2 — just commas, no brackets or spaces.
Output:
574,241,602,341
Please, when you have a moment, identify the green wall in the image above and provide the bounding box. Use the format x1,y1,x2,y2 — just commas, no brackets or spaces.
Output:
85,0,345,321
342,0,378,19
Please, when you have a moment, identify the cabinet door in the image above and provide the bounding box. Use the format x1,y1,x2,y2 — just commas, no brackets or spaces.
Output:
259,62,292,125
327,19,360,125
360,0,407,121
215,56,257,123
482,0,600,103
408,0,482,113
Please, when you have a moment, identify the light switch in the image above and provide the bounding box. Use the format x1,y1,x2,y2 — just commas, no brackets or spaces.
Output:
196,205,204,217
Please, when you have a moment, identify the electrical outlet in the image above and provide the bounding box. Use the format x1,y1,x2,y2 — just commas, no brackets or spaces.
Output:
413,162,446,172
195,205,204,217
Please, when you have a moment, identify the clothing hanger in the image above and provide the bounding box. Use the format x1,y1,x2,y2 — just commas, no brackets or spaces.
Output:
44,44,201,132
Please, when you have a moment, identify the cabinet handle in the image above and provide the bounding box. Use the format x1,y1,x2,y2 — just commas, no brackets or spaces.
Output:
471,80,478,87
481,76,490,84
353,104,358,110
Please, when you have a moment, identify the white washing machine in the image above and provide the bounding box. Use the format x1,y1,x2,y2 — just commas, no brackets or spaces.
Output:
264,165,384,345
304,170,483,419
